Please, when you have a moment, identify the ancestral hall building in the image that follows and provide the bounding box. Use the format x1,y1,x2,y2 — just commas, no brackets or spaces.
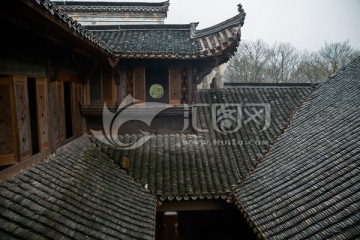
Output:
0,0,359,239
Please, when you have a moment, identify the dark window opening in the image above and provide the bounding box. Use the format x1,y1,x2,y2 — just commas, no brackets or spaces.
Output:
27,78,39,155
63,81,73,139
156,209,257,240
89,69,101,104
146,67,168,103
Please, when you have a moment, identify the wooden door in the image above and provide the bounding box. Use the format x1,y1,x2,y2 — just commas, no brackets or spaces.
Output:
14,76,32,159
133,67,145,102
72,82,83,136
0,76,19,165
50,82,59,144
36,78,49,150
51,81,66,144
57,81,66,142
169,69,181,105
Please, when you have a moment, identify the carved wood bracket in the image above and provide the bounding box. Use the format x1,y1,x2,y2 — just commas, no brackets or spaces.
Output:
108,57,120,68
195,66,215,84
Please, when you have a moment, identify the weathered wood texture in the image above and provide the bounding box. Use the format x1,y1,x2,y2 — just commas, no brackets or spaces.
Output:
169,69,181,105
133,67,145,102
14,76,32,159
36,78,49,150
0,76,18,165
50,81,66,144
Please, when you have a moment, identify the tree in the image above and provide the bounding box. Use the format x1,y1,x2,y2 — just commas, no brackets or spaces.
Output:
225,40,302,83
294,51,329,83
225,39,271,83
224,39,359,84
266,42,301,83
319,40,359,74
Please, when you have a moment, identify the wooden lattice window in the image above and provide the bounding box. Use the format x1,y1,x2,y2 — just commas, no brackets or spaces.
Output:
0,76,18,165
14,76,32,159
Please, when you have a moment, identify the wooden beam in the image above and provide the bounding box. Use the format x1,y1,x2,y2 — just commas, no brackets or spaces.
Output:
157,199,236,212
0,0,108,60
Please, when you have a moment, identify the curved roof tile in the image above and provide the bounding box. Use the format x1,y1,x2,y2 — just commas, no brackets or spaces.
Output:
235,56,360,239
0,136,156,239
87,4,246,60
91,86,312,201
53,1,170,14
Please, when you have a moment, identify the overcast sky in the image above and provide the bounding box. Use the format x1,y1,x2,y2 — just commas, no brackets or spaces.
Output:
65,0,360,51
167,0,360,51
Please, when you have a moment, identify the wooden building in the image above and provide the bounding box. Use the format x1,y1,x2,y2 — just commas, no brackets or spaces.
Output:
0,0,111,169
69,2,247,134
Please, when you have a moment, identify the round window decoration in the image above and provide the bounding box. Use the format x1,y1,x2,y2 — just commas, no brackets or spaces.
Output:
149,84,164,99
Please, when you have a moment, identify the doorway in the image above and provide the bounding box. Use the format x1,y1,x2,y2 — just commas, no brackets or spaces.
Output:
27,78,39,155
156,200,257,240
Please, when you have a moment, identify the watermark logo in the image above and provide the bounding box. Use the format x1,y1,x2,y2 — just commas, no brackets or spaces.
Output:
91,94,271,149
90,95,173,150
243,103,271,131
192,103,271,133
212,104,242,133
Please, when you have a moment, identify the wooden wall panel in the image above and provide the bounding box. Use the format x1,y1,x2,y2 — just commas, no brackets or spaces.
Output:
13,76,32,159
0,77,18,165
57,82,66,143
169,69,181,105
50,82,59,144
36,78,49,150
133,67,145,102
51,81,66,144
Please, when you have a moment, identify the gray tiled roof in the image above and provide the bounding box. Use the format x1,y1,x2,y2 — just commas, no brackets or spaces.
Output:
0,136,156,239
53,0,170,14
19,1,245,60
32,0,245,60
91,24,199,58
88,5,246,59
92,86,312,201
235,56,360,239
34,0,111,53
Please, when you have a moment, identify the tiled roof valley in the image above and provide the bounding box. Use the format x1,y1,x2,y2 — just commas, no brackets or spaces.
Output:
235,56,360,239
90,85,312,202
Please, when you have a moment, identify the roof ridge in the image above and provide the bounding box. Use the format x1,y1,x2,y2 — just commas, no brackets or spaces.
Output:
190,4,246,39
52,0,170,8
87,24,191,31
223,82,317,88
